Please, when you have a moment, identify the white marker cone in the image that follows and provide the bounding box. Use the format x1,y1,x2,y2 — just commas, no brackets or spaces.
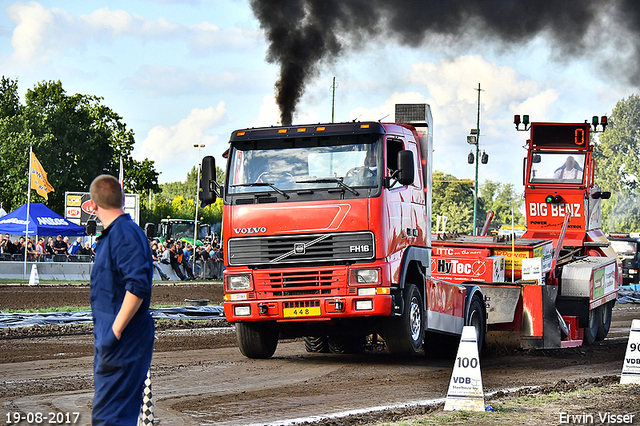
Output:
620,319,640,385
138,370,154,425
444,326,485,412
28,264,39,286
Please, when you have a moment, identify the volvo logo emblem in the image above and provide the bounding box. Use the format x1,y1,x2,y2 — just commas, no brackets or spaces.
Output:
233,227,267,234
294,243,306,254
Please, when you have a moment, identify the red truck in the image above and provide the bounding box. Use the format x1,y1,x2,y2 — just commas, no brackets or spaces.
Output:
432,116,620,347
199,105,619,358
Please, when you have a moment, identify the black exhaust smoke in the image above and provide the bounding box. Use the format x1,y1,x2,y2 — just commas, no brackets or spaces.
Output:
250,0,640,126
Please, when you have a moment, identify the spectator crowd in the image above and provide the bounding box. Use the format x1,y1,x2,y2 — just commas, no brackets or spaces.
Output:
1,233,225,282
0,234,95,261
150,238,224,281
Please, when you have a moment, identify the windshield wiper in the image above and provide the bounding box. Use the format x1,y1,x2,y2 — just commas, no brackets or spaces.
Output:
231,182,290,199
296,178,359,196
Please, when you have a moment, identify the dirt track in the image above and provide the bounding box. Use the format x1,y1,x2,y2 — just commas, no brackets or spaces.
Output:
1,284,639,426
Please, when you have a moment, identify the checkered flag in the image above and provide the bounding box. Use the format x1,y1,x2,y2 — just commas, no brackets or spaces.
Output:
138,370,154,425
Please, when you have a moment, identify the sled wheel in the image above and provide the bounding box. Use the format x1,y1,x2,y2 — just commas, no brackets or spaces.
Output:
583,306,600,346
304,336,329,353
596,301,614,341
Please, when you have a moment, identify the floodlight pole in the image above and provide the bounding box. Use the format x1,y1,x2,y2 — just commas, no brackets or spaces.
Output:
331,77,338,123
473,83,483,236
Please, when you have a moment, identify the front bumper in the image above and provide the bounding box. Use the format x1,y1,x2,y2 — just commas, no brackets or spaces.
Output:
224,293,393,322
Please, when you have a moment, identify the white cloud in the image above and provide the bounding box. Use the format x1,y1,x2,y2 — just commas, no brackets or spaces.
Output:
137,102,227,171
7,2,72,63
6,1,259,64
408,55,555,126
257,95,280,126
351,56,567,188
349,92,428,123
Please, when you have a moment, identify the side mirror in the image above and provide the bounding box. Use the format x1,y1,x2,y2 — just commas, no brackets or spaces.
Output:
200,156,217,207
397,150,415,186
86,219,97,236
144,223,155,239
592,191,611,200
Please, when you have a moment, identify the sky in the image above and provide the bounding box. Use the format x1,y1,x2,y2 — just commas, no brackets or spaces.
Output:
0,0,637,192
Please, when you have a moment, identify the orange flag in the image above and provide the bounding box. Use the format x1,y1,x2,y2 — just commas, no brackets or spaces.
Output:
30,152,55,200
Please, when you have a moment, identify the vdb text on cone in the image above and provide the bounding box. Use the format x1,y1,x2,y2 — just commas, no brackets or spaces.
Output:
620,319,640,385
444,325,485,412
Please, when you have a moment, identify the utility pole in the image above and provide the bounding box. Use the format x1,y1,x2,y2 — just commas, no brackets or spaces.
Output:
473,83,484,236
331,77,338,123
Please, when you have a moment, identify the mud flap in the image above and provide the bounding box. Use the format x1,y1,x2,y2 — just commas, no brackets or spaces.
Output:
479,286,520,324
522,285,561,349
481,284,562,349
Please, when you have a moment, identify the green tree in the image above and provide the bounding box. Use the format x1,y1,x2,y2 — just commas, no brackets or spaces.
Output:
0,78,159,213
593,94,640,232
432,171,476,234
158,165,225,203
479,180,525,230
141,165,224,230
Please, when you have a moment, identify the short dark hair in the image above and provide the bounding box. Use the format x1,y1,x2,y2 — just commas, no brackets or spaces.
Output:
90,175,123,209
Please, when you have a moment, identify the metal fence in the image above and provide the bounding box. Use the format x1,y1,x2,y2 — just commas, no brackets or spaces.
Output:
0,254,94,262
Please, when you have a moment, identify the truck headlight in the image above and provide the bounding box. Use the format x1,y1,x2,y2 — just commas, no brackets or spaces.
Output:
349,267,381,285
355,300,373,310
234,306,251,316
226,275,252,291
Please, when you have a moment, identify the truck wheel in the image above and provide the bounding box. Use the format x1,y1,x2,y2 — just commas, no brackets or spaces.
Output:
383,284,424,355
304,336,329,353
327,334,366,354
235,321,279,359
596,301,614,341
583,306,600,346
465,296,486,354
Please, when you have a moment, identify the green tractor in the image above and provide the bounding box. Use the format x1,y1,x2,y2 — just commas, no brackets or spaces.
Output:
155,218,218,246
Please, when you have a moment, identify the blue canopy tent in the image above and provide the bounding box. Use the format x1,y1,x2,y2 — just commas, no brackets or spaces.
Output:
0,203,85,236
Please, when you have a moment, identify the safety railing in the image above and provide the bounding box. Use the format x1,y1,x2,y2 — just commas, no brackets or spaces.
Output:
0,253,95,262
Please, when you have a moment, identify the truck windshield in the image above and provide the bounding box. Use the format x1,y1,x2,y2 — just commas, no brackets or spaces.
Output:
227,135,381,194
529,152,586,184
610,240,637,255
164,222,208,241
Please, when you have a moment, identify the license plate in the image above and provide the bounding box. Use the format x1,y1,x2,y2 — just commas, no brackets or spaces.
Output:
283,306,321,318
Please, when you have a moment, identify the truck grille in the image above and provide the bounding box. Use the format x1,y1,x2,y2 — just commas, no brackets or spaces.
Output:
254,269,344,297
228,232,375,266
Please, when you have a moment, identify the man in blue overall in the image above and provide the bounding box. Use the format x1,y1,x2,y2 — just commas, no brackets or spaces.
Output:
89,174,154,426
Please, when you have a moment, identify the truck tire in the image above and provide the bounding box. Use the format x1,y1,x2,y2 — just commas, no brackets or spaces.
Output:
583,306,600,346
383,283,424,355
327,334,366,354
596,301,614,341
236,321,279,359
304,336,329,353
426,295,485,359
465,295,486,354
